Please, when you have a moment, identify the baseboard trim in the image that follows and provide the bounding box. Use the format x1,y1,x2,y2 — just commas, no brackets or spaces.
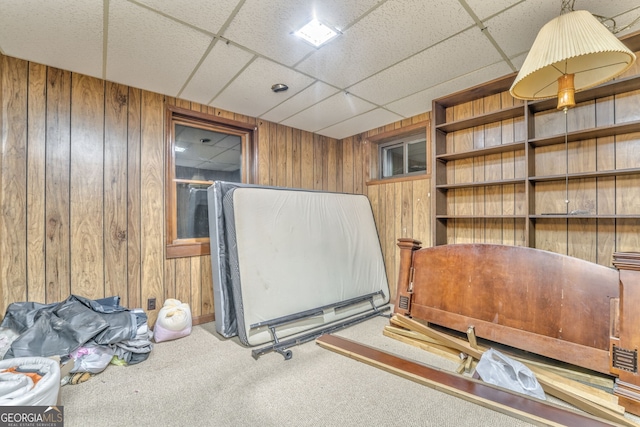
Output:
193,313,215,326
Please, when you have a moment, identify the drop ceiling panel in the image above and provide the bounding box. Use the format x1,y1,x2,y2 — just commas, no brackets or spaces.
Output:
222,0,380,67
464,0,523,21
282,92,375,133
348,28,503,106
180,41,254,104
0,0,103,78
107,0,213,96
260,81,339,123
385,61,514,118
319,108,404,140
135,0,240,34
212,57,315,117
296,0,475,88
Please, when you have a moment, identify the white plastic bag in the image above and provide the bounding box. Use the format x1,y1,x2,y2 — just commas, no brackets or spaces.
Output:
476,348,546,400
153,299,192,343
70,344,115,374
0,357,60,406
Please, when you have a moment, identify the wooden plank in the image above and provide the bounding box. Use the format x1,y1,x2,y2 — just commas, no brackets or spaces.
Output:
411,178,430,246
0,55,28,312
257,120,270,186
200,254,214,317
300,130,314,190
190,257,202,318
316,334,612,427
313,134,324,190
327,138,337,192
276,124,287,187
26,62,47,304
140,90,165,326
45,67,72,303
268,122,277,186
104,81,129,301
392,316,634,425
175,257,191,306
70,74,105,300
127,87,142,309
342,137,354,193
291,128,301,189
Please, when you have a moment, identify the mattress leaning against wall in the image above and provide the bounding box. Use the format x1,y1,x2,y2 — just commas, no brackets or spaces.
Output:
207,182,389,355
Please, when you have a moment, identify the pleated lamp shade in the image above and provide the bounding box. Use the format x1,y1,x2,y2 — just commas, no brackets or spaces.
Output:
510,10,636,109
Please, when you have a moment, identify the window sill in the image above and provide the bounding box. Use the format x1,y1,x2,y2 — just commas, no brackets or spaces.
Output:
166,241,210,259
367,174,430,186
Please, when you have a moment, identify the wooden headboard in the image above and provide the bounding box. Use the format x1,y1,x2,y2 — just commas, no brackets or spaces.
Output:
394,239,640,415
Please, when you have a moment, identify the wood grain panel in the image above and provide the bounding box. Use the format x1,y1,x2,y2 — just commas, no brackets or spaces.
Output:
597,219,615,265
127,87,142,309
291,128,301,188
354,134,366,195
26,62,47,304
70,74,105,300
268,122,277,186
276,124,287,187
411,178,430,245
401,181,413,238
300,130,314,189
200,255,213,316
190,257,202,317
284,125,293,187
342,137,354,193
314,134,324,190
327,138,338,192
568,218,597,263
175,257,191,305
0,55,28,309
45,67,72,303
140,91,165,326
104,82,129,301
164,258,176,302
257,120,270,186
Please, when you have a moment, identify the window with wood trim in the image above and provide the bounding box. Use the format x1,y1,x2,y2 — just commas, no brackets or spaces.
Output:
367,122,429,182
165,105,256,258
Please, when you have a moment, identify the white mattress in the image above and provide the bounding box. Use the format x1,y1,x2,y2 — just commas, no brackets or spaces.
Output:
209,183,389,347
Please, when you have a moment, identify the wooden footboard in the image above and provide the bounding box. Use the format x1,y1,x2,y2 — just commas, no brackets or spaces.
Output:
395,240,640,415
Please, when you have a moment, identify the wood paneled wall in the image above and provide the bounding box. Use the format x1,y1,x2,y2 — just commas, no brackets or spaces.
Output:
350,113,433,301
3,54,420,324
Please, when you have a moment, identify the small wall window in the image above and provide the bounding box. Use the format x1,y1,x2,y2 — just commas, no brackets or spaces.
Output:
166,105,256,258
380,136,427,178
366,122,429,182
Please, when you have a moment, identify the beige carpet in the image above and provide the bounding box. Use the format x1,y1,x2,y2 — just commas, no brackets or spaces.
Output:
59,315,634,426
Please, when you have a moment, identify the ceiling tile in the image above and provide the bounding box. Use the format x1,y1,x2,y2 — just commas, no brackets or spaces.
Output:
317,108,404,139
180,41,254,105
260,81,339,123
385,61,514,118
223,0,380,66
282,92,375,133
465,0,523,21
295,0,475,88
211,57,315,117
107,0,213,96
134,0,240,34
0,0,103,78
486,1,640,59
348,28,503,106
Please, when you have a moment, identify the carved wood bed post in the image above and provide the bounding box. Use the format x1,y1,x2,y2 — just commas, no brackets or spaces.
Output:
395,238,422,316
611,252,640,416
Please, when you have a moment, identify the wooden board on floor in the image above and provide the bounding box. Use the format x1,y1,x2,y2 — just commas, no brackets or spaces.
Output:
316,334,614,427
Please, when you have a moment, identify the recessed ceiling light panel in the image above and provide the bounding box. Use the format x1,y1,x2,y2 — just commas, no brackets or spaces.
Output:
294,19,341,48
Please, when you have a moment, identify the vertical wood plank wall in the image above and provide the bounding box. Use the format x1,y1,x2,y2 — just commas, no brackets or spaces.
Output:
351,113,433,298
1,54,430,324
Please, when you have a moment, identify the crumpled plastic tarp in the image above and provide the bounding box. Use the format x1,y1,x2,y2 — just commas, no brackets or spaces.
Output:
0,295,149,363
